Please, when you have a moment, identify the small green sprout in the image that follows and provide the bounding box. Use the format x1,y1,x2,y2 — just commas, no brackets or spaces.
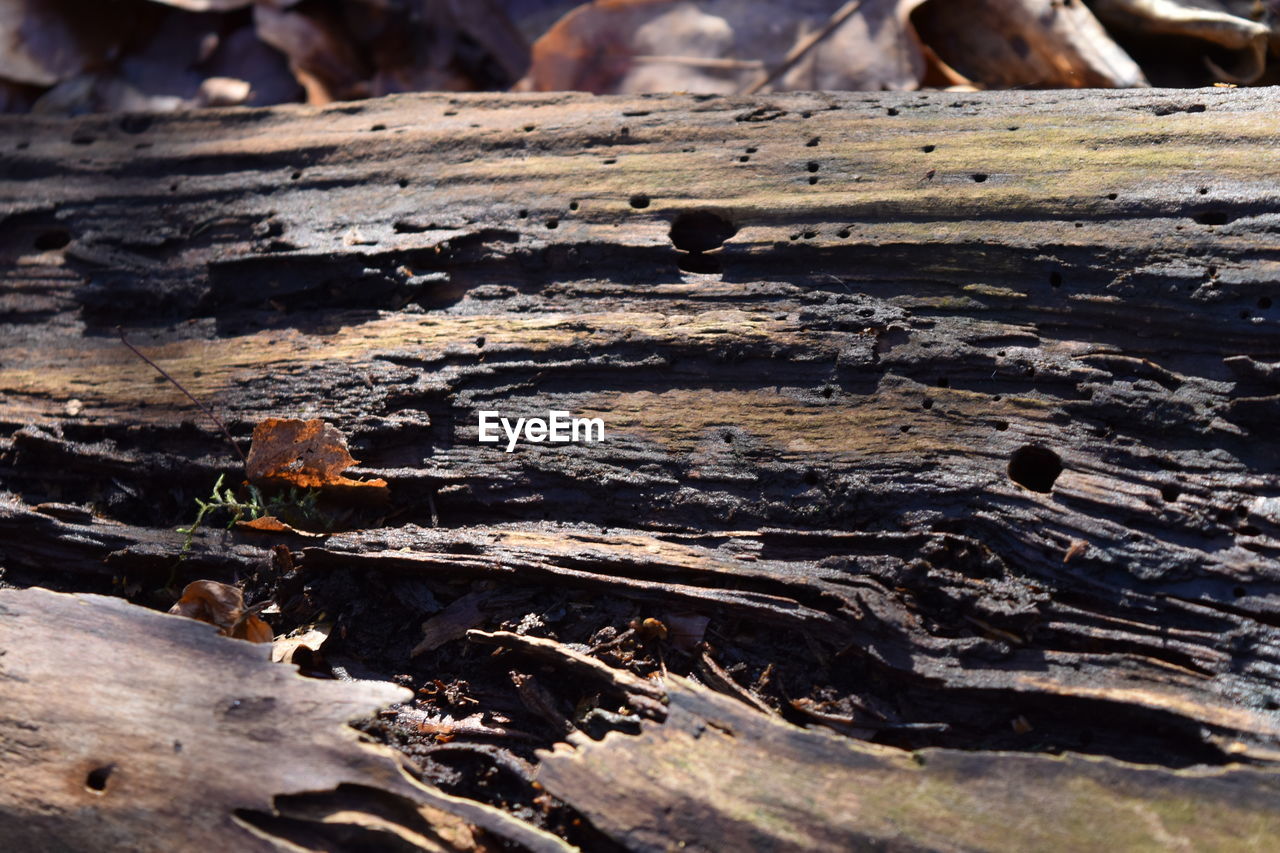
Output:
177,474,326,557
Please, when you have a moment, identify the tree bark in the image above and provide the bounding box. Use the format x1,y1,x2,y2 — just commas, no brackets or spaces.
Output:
3,88,1280,846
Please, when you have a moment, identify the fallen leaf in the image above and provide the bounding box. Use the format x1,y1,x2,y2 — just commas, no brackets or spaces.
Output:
200,25,304,107
1091,0,1271,84
912,0,1147,88
520,0,930,94
0,0,138,87
664,612,710,651
235,515,326,537
246,417,389,503
412,592,487,657
168,579,273,643
253,3,369,104
238,515,291,533
271,622,332,665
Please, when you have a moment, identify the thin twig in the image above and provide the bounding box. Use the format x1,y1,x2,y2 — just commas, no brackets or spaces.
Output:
633,55,765,70
744,0,864,95
117,326,247,465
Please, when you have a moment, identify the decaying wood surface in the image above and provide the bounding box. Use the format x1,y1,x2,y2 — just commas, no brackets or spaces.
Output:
0,586,570,852
539,674,1280,851
2,88,1280,846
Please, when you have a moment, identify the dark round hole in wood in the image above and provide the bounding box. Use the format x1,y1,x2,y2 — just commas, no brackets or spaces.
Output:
1161,484,1181,502
1008,445,1062,493
922,144,935,152
370,123,386,132
34,229,71,251
1233,586,1246,598
569,201,580,211
1106,192,1118,201
669,211,737,253
1049,271,1063,287
545,218,559,229
85,764,115,793
994,420,1009,431
630,193,650,209
808,176,818,185
971,173,988,183
806,161,820,173
119,114,152,134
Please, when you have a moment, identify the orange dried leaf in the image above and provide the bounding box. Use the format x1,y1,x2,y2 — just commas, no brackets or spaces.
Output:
239,515,291,532
236,515,327,537
246,417,388,502
167,580,271,644
233,613,275,644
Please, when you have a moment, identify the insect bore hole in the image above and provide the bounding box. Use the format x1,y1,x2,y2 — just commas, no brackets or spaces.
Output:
85,764,115,793
34,229,71,251
1008,445,1062,493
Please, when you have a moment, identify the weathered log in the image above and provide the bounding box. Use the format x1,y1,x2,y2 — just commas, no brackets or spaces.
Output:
0,586,570,852
3,88,1280,845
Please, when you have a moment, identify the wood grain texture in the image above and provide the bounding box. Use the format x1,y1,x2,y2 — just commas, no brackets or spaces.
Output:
539,675,1280,852
0,587,570,852
2,88,1280,843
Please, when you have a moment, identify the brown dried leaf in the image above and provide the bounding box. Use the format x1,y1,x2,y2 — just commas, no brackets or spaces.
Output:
240,515,292,533
246,417,388,502
168,580,272,644
271,622,332,664
0,0,137,87
520,0,930,94
412,593,486,657
201,25,303,107
1091,0,1271,84
253,3,369,104
911,0,1147,89
664,612,710,651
